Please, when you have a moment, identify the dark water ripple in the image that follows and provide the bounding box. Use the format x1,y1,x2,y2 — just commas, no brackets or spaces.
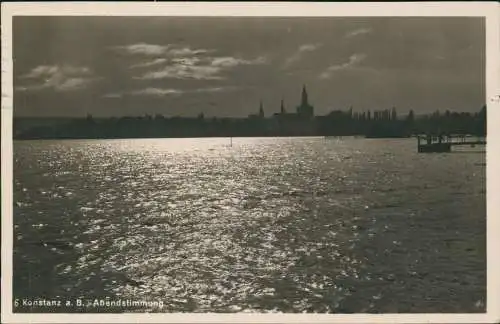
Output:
13,137,486,313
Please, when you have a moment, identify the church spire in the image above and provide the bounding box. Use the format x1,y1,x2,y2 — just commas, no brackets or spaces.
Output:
259,100,264,118
297,84,314,118
280,98,285,114
301,84,309,106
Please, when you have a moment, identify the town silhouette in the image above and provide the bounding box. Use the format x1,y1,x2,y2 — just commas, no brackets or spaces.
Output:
14,85,486,140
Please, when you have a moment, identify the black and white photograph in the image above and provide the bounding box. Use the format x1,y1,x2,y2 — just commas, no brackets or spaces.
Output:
1,2,499,323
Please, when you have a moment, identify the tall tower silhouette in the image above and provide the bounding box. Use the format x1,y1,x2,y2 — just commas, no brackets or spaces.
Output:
280,98,285,114
297,84,314,119
301,85,309,107
259,100,264,118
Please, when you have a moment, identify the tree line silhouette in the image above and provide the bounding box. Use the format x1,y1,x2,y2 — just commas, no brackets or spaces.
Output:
14,106,486,140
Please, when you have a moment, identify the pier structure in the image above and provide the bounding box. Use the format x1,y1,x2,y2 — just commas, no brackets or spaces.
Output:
416,134,486,153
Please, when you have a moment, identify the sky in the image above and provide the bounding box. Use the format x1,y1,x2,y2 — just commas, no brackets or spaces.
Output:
13,16,485,117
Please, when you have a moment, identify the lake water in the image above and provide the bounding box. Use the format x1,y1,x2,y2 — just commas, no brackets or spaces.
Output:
13,137,486,313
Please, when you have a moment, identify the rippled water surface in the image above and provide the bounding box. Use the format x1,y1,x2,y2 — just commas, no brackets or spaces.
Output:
13,137,486,313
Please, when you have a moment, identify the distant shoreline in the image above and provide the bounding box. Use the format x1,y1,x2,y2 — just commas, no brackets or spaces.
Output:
15,135,487,142
12,106,486,141
13,135,411,141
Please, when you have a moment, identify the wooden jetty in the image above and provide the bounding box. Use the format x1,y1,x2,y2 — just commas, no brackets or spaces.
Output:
417,134,486,153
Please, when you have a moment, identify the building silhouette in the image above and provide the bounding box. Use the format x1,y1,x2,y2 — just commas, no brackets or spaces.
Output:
248,100,265,119
269,85,317,135
13,83,486,140
296,85,314,119
259,100,265,118
273,85,315,121
273,98,293,119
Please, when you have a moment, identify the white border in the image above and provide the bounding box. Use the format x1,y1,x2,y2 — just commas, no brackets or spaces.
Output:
2,2,499,324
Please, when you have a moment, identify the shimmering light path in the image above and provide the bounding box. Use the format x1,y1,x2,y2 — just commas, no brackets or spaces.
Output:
14,137,486,313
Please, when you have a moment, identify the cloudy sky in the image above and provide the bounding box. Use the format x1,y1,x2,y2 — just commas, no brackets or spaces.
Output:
13,16,485,117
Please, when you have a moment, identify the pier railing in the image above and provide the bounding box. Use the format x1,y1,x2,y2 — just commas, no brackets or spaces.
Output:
416,134,486,153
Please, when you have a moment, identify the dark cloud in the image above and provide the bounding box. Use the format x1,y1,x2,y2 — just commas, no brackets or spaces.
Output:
13,17,485,117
